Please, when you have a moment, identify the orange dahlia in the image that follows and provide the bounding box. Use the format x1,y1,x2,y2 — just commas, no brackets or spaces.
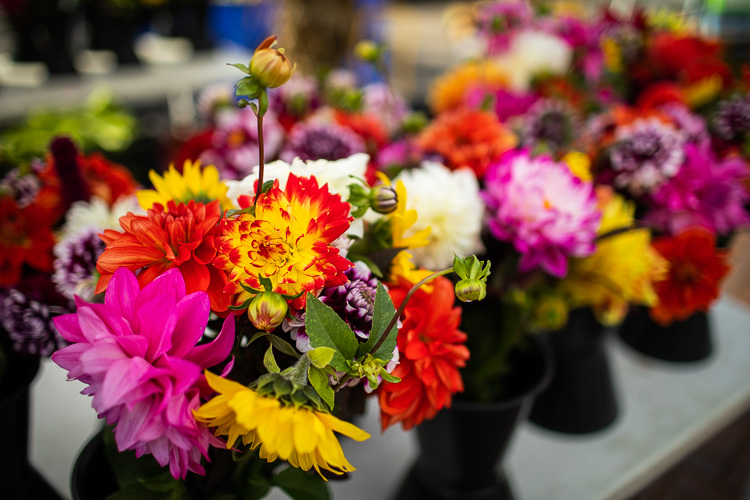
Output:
649,228,730,325
95,199,230,311
213,173,353,311
379,275,469,431
418,107,516,178
0,196,57,286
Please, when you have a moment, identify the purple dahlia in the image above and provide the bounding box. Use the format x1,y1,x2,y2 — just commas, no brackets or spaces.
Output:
52,229,106,301
279,121,366,163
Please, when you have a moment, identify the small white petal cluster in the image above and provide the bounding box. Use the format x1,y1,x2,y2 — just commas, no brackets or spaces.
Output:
395,162,485,269
59,195,144,241
493,30,572,91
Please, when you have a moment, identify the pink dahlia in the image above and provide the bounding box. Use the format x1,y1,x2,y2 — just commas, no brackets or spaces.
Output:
51,267,235,479
482,150,601,277
644,144,750,235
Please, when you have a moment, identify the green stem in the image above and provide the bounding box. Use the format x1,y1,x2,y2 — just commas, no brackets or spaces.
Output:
254,112,265,206
369,266,454,356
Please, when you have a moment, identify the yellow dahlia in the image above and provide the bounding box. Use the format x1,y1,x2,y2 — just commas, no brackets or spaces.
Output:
213,173,353,310
558,187,667,325
194,371,370,478
137,160,233,212
428,61,510,114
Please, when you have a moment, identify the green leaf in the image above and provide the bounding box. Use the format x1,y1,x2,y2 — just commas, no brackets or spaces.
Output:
249,101,259,115
258,274,274,292
268,335,300,359
259,179,275,195
273,466,330,500
304,294,358,371
307,365,334,410
307,347,336,369
357,282,397,360
380,370,401,384
258,89,269,116
235,77,261,98
228,62,251,74
264,346,280,373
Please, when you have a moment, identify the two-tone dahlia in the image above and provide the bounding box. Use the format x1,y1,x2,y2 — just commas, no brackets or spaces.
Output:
482,150,600,278
52,268,235,479
279,120,366,163
95,199,230,312
609,117,685,196
214,173,353,312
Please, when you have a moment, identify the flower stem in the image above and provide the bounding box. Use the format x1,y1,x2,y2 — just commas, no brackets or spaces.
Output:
595,221,653,242
370,267,454,355
254,112,265,206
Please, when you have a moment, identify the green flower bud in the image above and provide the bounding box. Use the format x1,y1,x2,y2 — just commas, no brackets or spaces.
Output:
455,279,486,303
354,40,381,64
247,291,288,331
370,184,398,214
249,36,295,89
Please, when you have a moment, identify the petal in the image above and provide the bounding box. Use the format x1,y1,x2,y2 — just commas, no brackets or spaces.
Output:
185,315,234,368
105,267,141,324
169,292,211,358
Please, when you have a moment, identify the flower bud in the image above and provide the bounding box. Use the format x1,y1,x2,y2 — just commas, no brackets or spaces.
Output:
249,36,295,89
455,279,486,303
354,40,381,64
247,291,288,331
370,184,398,214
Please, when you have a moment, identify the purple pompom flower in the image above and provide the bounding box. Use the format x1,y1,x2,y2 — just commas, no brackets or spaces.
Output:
522,98,578,155
712,93,750,142
52,229,106,302
482,150,601,278
51,267,235,479
609,118,685,196
279,120,366,163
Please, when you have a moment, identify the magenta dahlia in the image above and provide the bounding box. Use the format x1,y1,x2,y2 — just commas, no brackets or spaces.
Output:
51,267,235,479
482,150,601,277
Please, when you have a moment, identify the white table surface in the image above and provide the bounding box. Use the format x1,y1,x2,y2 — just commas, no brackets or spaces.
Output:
31,294,750,500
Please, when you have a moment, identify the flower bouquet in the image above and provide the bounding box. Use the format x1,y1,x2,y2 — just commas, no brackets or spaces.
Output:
52,37,488,499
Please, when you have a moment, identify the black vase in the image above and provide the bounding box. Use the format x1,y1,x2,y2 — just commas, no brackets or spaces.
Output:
393,337,552,500
528,308,618,434
0,349,63,499
71,431,118,500
617,306,712,362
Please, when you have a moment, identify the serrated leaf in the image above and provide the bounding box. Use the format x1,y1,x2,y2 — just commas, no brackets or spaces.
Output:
307,347,336,369
307,365,334,410
273,466,330,500
264,346,280,373
357,282,397,360
304,294,358,371
228,62,251,74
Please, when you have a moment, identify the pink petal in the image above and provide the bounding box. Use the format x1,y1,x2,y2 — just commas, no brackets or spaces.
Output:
184,315,234,368
139,268,187,307
105,267,141,325
79,343,128,375
169,292,210,358
51,343,90,375
96,357,151,411
136,296,177,360
77,306,114,344
53,313,85,343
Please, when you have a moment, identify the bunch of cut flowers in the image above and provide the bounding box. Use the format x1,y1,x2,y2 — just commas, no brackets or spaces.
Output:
50,36,488,499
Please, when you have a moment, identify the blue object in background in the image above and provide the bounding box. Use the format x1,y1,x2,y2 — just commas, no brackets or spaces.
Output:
207,1,277,52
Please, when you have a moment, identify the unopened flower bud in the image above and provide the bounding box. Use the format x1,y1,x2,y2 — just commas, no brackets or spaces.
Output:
370,184,398,214
249,36,295,89
354,40,381,64
455,279,486,303
248,291,288,331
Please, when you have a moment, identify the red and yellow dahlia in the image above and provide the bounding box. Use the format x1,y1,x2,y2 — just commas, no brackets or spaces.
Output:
95,199,230,311
649,228,730,325
379,275,469,431
213,173,353,311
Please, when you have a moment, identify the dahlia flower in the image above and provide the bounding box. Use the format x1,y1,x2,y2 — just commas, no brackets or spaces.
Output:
279,120,366,163
645,144,750,235
558,188,667,326
712,93,750,142
482,150,600,278
199,107,284,180
418,108,517,178
0,195,56,286
53,230,107,302
493,30,573,91
379,275,468,431
58,195,143,242
0,166,41,208
476,0,535,55
521,98,579,156
95,200,230,312
137,161,232,212
428,61,510,114
395,162,484,270
52,268,234,479
649,228,729,325
214,174,353,311
362,83,410,136
1,275,70,356
609,118,685,196
194,371,370,479
465,87,538,122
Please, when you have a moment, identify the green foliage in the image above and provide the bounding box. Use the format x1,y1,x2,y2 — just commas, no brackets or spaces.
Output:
357,282,397,361
308,365,335,409
272,467,330,500
304,294,358,372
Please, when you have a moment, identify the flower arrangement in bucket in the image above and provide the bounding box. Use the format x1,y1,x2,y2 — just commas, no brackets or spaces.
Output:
53,36,490,499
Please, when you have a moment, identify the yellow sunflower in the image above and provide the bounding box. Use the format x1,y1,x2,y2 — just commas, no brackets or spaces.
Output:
137,160,233,211
194,371,370,479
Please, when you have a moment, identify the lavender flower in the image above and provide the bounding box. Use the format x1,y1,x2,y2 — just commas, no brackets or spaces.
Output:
0,165,41,208
1,279,70,356
52,229,106,301
279,121,366,163
712,94,750,142
522,99,578,155
609,118,685,196
363,83,410,136
661,103,710,148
